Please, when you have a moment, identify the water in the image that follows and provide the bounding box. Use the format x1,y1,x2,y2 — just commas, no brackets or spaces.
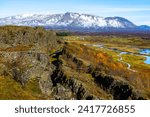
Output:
140,49,150,55
85,43,150,65
140,49,150,64
144,56,150,64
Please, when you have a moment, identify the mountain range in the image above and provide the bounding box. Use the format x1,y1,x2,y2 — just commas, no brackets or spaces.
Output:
0,12,150,32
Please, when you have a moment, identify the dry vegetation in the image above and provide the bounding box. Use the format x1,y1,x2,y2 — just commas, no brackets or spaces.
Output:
0,26,149,99
64,35,150,95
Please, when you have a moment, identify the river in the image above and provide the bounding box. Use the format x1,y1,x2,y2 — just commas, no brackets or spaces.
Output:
84,44,150,73
140,49,150,64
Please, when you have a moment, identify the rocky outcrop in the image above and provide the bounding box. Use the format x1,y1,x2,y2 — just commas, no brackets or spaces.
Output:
90,70,146,100
49,49,98,100
39,70,53,96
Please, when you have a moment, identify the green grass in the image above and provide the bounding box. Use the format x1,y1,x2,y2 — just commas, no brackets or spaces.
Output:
122,54,150,69
0,76,36,100
25,78,41,96
0,76,44,100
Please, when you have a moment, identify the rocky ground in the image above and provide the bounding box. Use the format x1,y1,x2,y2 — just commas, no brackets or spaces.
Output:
0,26,149,100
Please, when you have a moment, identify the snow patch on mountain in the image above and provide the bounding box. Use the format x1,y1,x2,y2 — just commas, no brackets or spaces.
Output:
0,12,136,30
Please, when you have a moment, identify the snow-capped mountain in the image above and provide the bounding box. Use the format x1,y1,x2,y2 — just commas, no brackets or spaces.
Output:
0,12,140,31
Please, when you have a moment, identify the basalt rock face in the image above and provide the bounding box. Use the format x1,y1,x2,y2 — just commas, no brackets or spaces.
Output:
0,26,59,99
0,51,53,92
0,51,48,76
49,49,98,100
88,66,146,100
92,72,132,100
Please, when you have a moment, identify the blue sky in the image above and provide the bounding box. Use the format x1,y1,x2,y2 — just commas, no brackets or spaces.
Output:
0,0,150,25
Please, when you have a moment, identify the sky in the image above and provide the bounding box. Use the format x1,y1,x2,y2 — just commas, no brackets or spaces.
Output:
0,0,150,25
